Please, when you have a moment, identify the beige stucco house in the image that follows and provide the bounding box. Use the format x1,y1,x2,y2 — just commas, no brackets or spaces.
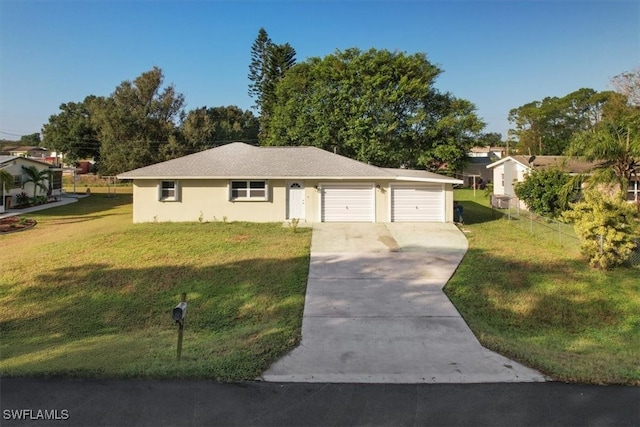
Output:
1,156,63,213
117,142,463,223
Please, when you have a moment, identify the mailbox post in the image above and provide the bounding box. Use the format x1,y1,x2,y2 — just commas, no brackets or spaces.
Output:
172,292,187,361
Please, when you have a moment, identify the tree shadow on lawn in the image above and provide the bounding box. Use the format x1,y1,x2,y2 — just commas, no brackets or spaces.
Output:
29,194,132,219
456,200,504,225
445,247,639,380
1,256,309,378
3,249,637,382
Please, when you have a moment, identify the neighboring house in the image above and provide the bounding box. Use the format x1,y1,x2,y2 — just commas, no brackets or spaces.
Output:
117,142,463,223
0,156,63,213
486,155,594,208
462,146,506,187
3,146,51,159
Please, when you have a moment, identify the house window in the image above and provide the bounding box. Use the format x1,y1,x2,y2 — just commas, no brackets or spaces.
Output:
51,170,63,190
628,180,639,202
159,180,179,201
230,180,268,201
12,175,22,189
501,173,504,188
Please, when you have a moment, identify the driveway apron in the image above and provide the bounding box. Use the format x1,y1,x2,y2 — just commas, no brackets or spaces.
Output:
262,223,546,383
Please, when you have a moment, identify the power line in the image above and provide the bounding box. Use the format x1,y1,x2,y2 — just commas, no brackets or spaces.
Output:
0,130,24,137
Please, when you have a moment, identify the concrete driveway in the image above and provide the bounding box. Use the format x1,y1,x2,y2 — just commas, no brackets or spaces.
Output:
262,223,546,383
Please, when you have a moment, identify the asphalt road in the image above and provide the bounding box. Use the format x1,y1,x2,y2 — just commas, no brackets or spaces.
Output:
1,379,638,427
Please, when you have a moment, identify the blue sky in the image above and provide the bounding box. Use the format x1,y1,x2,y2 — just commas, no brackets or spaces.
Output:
1,0,638,141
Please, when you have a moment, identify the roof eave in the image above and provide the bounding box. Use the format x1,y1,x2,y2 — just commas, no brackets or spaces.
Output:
117,175,396,180
394,176,463,184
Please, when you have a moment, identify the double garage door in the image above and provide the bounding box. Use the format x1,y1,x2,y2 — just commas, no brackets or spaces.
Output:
320,183,445,222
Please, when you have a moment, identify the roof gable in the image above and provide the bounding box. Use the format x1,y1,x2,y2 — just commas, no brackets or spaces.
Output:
0,155,55,168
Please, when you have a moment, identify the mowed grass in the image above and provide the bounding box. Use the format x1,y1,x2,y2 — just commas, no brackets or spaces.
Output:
0,188,311,380
446,190,640,385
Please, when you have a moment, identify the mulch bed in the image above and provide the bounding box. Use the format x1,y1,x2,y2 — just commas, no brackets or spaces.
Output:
0,216,37,234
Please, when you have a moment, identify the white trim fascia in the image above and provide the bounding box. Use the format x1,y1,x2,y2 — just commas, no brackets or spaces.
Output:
486,156,531,171
118,175,462,183
394,176,462,184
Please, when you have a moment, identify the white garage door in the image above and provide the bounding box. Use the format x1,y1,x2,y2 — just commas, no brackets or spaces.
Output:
391,184,444,222
321,183,374,222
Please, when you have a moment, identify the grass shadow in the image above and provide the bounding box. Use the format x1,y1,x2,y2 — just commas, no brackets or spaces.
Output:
445,246,640,385
1,254,310,380
456,200,504,225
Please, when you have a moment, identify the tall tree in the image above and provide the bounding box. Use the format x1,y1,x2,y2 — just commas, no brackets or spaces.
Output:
42,96,102,163
247,28,296,143
611,67,640,107
95,67,185,175
475,132,504,147
182,106,259,151
567,92,640,198
508,88,616,155
19,133,41,145
265,48,484,174
248,28,272,111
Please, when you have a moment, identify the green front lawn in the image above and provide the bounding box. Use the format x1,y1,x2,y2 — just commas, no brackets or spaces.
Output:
1,189,311,380
447,189,640,385
3,187,638,384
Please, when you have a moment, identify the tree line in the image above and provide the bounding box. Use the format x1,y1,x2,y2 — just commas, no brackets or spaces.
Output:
40,28,488,176
42,66,259,175
38,26,638,185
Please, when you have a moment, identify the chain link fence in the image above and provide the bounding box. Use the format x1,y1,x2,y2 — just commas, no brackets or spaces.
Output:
490,195,640,266
628,239,640,266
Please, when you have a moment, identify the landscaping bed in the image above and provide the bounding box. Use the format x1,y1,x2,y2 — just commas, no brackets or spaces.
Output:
0,216,36,233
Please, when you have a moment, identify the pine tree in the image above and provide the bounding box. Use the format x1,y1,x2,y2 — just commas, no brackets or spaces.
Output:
248,28,296,143
248,28,272,112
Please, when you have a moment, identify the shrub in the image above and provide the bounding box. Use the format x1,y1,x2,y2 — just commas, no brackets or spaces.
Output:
29,195,48,206
563,190,639,269
515,167,579,218
15,192,30,207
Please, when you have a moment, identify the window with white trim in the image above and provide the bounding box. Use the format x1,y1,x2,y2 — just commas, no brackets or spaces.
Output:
628,180,639,202
159,180,179,201
230,180,268,201
12,175,22,189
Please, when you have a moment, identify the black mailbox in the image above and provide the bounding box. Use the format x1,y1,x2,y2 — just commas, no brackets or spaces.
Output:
172,302,187,321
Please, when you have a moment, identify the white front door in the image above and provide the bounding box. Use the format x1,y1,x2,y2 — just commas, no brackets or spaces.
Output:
287,181,305,220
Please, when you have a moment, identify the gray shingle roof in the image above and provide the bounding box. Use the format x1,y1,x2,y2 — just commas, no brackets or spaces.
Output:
510,155,595,174
118,142,462,184
0,155,55,168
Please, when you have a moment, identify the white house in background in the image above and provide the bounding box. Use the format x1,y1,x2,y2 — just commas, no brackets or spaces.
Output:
463,146,507,187
0,156,63,213
486,155,595,208
117,142,463,224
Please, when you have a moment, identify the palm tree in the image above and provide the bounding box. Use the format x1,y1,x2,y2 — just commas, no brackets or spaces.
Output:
567,98,640,199
0,169,12,191
21,165,51,198
0,169,12,206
